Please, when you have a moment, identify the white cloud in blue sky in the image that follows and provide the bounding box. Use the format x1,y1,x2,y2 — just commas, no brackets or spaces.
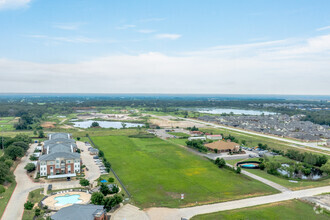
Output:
0,0,330,94
0,0,31,10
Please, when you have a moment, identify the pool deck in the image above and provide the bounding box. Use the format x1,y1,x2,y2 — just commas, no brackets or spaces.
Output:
42,191,91,210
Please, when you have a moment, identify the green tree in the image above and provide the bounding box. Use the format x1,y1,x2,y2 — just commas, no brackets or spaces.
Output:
91,122,100,127
121,122,127,129
91,192,104,205
265,161,281,175
321,161,330,175
5,145,24,160
24,201,34,210
79,178,90,186
103,195,123,211
217,158,226,168
100,183,111,196
24,163,36,172
98,150,104,158
110,185,119,194
38,130,45,138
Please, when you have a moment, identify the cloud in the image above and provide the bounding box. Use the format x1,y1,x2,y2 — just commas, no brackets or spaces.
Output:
155,34,181,40
116,24,136,30
27,34,98,43
0,0,31,10
1,33,330,94
138,29,156,34
316,25,330,31
53,23,83,30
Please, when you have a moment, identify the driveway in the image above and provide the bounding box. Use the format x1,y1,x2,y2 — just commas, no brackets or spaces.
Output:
1,143,45,220
77,141,101,182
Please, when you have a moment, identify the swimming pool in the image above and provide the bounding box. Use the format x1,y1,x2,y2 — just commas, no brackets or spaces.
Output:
241,164,257,168
54,194,82,206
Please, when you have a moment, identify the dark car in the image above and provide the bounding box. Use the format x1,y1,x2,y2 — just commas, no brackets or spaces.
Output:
48,184,52,191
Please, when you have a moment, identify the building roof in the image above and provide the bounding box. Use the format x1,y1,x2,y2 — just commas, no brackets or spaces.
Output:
48,143,72,154
48,133,71,140
44,138,76,146
39,151,80,161
51,204,105,220
204,140,239,151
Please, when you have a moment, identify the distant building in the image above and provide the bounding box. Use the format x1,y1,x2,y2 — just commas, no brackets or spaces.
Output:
51,204,108,220
206,135,222,140
190,131,204,136
204,140,240,153
188,136,206,141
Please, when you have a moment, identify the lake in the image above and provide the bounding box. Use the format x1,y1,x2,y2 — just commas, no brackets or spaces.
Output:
71,120,144,129
196,108,276,115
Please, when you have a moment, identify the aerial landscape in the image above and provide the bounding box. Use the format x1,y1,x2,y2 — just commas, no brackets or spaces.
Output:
0,1,330,220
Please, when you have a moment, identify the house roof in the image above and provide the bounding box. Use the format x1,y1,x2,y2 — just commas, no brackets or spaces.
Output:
48,133,71,140
48,143,72,153
39,151,80,161
204,141,239,151
51,204,105,220
44,138,76,146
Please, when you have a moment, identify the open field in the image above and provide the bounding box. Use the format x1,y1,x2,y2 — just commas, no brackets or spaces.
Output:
0,181,16,219
168,132,190,138
0,117,16,131
227,157,330,190
92,135,278,208
191,199,330,220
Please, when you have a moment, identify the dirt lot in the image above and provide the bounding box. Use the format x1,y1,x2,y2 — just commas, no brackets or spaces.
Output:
149,115,206,128
41,121,56,128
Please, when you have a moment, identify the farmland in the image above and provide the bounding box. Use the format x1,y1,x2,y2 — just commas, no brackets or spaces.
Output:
92,135,278,208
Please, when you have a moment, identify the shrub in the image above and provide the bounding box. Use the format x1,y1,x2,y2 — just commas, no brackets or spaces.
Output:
77,137,81,141
259,163,265,170
91,192,104,205
108,177,115,183
0,185,5,194
98,150,104,158
35,208,41,216
215,158,226,168
100,183,111,196
29,155,38,161
79,178,90,186
24,201,34,210
24,163,36,173
236,166,241,174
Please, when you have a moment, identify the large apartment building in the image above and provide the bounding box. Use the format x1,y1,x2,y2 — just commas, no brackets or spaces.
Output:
38,133,81,178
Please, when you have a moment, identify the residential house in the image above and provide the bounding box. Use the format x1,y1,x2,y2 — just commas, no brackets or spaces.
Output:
204,140,240,153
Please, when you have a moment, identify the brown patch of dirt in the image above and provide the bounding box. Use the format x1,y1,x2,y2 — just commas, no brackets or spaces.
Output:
41,121,56,128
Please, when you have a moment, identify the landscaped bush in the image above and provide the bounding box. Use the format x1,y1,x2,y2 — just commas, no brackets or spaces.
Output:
24,163,36,173
35,208,41,216
0,185,5,194
215,158,226,168
79,178,90,186
108,177,115,183
91,192,104,205
24,201,34,210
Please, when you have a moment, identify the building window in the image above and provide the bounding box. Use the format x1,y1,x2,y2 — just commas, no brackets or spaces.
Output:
56,160,59,163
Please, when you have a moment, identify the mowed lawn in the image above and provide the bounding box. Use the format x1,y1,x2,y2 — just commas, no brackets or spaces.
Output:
92,136,278,208
191,199,330,220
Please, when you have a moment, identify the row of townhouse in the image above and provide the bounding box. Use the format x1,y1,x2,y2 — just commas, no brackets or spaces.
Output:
38,133,82,178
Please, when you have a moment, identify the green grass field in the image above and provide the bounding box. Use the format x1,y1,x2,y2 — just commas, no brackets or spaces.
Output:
92,135,278,208
191,199,330,220
227,157,330,190
0,181,16,219
168,132,190,138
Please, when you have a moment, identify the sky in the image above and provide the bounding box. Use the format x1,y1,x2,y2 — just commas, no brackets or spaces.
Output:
0,0,330,94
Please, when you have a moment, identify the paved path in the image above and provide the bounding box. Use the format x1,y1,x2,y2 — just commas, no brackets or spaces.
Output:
1,144,45,220
145,185,330,220
182,118,330,153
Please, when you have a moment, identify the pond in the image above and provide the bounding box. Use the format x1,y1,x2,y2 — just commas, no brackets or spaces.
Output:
71,120,144,129
195,108,276,115
277,163,323,180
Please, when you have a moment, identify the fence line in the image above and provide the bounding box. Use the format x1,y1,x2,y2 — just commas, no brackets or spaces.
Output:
86,134,131,198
